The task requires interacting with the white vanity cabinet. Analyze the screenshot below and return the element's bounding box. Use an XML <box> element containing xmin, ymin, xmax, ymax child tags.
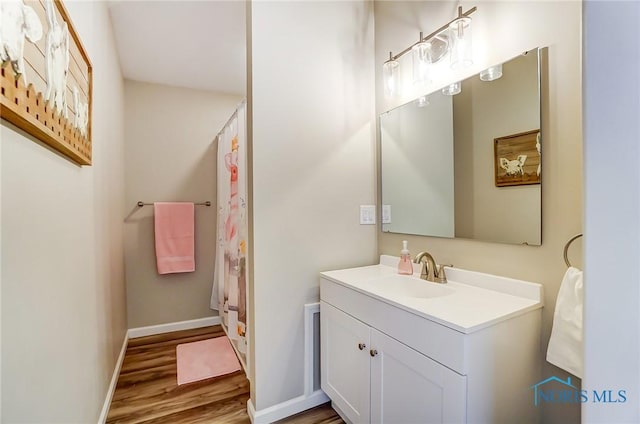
<box><xmin>322</xmin><ymin>301</ymin><xmax>466</xmax><ymax>424</ymax></box>
<box><xmin>321</xmin><ymin>301</ymin><xmax>372</xmax><ymax>423</ymax></box>
<box><xmin>320</xmin><ymin>257</ymin><xmax>543</xmax><ymax>424</ymax></box>
<box><xmin>369</xmin><ymin>327</ymin><xmax>466</xmax><ymax>423</ymax></box>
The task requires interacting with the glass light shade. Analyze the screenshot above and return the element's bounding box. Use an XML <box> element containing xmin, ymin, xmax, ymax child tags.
<box><xmin>480</xmin><ymin>64</ymin><xmax>503</xmax><ymax>81</ymax></box>
<box><xmin>412</xmin><ymin>42</ymin><xmax>431</xmax><ymax>85</ymax></box>
<box><xmin>383</xmin><ymin>59</ymin><xmax>400</xmax><ymax>98</ymax></box>
<box><xmin>416</xmin><ymin>95</ymin><xmax>429</xmax><ymax>107</ymax></box>
<box><xmin>449</xmin><ymin>16</ymin><xmax>472</xmax><ymax>70</ymax></box>
<box><xmin>427</xmin><ymin>34</ymin><xmax>449</xmax><ymax>64</ymax></box>
<box><xmin>442</xmin><ymin>81</ymin><xmax>461</xmax><ymax>96</ymax></box>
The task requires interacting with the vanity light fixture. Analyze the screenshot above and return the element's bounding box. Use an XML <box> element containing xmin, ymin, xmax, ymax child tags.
<box><xmin>382</xmin><ymin>6</ymin><xmax>476</xmax><ymax>98</ymax></box>
<box><xmin>412</xmin><ymin>33</ymin><xmax>431</xmax><ymax>85</ymax></box>
<box><xmin>449</xmin><ymin>6</ymin><xmax>473</xmax><ymax>70</ymax></box>
<box><xmin>442</xmin><ymin>81</ymin><xmax>461</xmax><ymax>96</ymax></box>
<box><xmin>479</xmin><ymin>64</ymin><xmax>503</xmax><ymax>81</ymax></box>
<box><xmin>383</xmin><ymin>52</ymin><xmax>400</xmax><ymax>99</ymax></box>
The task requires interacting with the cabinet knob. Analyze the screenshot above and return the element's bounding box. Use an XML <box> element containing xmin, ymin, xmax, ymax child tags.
<box><xmin>358</xmin><ymin>343</ymin><xmax>366</xmax><ymax>350</ymax></box>
<box><xmin>370</xmin><ymin>349</ymin><xmax>378</xmax><ymax>357</ymax></box>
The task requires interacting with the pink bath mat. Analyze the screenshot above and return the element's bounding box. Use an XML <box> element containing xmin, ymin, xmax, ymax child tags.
<box><xmin>176</xmin><ymin>336</ymin><xmax>241</xmax><ymax>385</ymax></box>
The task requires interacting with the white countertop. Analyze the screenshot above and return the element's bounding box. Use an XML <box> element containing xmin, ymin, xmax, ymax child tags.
<box><xmin>320</xmin><ymin>255</ymin><xmax>543</xmax><ymax>334</ymax></box>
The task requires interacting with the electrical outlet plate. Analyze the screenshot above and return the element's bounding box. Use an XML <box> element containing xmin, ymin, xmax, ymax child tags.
<box><xmin>360</xmin><ymin>205</ymin><xmax>376</xmax><ymax>225</ymax></box>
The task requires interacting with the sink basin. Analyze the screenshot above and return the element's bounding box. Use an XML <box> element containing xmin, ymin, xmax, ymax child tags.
<box><xmin>320</xmin><ymin>255</ymin><xmax>544</xmax><ymax>333</ymax></box>
<box><xmin>364</xmin><ymin>275</ymin><xmax>455</xmax><ymax>299</ymax></box>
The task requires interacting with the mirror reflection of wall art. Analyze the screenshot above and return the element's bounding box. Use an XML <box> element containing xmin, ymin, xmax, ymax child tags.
<box><xmin>494</xmin><ymin>130</ymin><xmax>541</xmax><ymax>187</ymax></box>
<box><xmin>0</xmin><ymin>0</ymin><xmax>92</xmax><ymax>166</ymax></box>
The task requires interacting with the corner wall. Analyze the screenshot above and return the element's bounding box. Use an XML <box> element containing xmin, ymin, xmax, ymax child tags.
<box><xmin>375</xmin><ymin>2</ymin><xmax>582</xmax><ymax>423</ymax></box>
<box><xmin>1</xmin><ymin>2</ymin><xmax>127</xmax><ymax>421</ymax></box>
<box><xmin>249</xmin><ymin>0</ymin><xmax>377</xmax><ymax>411</ymax></box>
<box><xmin>583</xmin><ymin>1</ymin><xmax>640</xmax><ymax>421</ymax></box>
<box><xmin>123</xmin><ymin>80</ymin><xmax>242</xmax><ymax>328</ymax></box>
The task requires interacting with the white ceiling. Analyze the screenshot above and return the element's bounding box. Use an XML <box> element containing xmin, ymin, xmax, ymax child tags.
<box><xmin>108</xmin><ymin>1</ymin><xmax>246</xmax><ymax>95</ymax></box>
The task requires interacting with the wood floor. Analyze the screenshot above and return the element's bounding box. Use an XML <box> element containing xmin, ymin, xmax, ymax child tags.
<box><xmin>107</xmin><ymin>325</ymin><xmax>343</xmax><ymax>424</ymax></box>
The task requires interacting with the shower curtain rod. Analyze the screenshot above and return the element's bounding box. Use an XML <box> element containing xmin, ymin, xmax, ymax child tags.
<box><xmin>137</xmin><ymin>201</ymin><xmax>211</xmax><ymax>207</ymax></box>
<box><xmin>215</xmin><ymin>98</ymin><xmax>247</xmax><ymax>139</ymax></box>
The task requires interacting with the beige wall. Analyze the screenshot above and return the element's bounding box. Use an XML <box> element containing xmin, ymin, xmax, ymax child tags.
<box><xmin>1</xmin><ymin>1</ymin><xmax>127</xmax><ymax>421</ymax></box>
<box><xmin>123</xmin><ymin>80</ymin><xmax>242</xmax><ymax>328</ymax></box>
<box><xmin>249</xmin><ymin>0</ymin><xmax>377</xmax><ymax>411</ymax></box>
<box><xmin>375</xmin><ymin>2</ymin><xmax>582</xmax><ymax>423</ymax></box>
<box><xmin>454</xmin><ymin>51</ymin><xmax>541</xmax><ymax>244</ymax></box>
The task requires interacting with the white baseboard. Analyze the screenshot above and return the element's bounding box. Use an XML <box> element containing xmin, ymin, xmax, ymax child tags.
<box><xmin>98</xmin><ymin>316</ymin><xmax>223</xmax><ymax>422</ymax></box>
<box><xmin>247</xmin><ymin>399</ymin><xmax>257</xmax><ymax>423</ymax></box>
<box><xmin>98</xmin><ymin>332</ymin><xmax>129</xmax><ymax>424</ymax></box>
<box><xmin>247</xmin><ymin>390</ymin><xmax>330</xmax><ymax>424</ymax></box>
<box><xmin>127</xmin><ymin>315</ymin><xmax>221</xmax><ymax>339</ymax></box>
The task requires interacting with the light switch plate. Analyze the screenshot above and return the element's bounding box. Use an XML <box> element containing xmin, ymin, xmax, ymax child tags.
<box><xmin>382</xmin><ymin>205</ymin><xmax>392</xmax><ymax>224</ymax></box>
<box><xmin>360</xmin><ymin>205</ymin><xmax>376</xmax><ymax>225</ymax></box>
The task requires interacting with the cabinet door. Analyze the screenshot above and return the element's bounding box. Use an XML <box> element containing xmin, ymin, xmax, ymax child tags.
<box><xmin>321</xmin><ymin>301</ymin><xmax>371</xmax><ymax>424</ymax></box>
<box><xmin>370</xmin><ymin>329</ymin><xmax>467</xmax><ymax>424</ymax></box>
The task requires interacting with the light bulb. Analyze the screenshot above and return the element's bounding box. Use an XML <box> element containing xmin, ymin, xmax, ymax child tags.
<box><xmin>412</xmin><ymin>42</ymin><xmax>431</xmax><ymax>85</ymax></box>
<box><xmin>449</xmin><ymin>16</ymin><xmax>472</xmax><ymax>70</ymax></box>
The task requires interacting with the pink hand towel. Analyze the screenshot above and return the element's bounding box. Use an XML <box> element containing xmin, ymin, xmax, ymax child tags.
<box><xmin>154</xmin><ymin>202</ymin><xmax>195</xmax><ymax>274</ymax></box>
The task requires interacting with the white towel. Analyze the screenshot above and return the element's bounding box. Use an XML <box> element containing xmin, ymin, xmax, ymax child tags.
<box><xmin>547</xmin><ymin>267</ymin><xmax>584</xmax><ymax>378</ymax></box>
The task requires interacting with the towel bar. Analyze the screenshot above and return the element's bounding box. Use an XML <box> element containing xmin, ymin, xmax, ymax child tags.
<box><xmin>137</xmin><ymin>201</ymin><xmax>211</xmax><ymax>207</ymax></box>
<box><xmin>563</xmin><ymin>233</ymin><xmax>583</xmax><ymax>267</ymax></box>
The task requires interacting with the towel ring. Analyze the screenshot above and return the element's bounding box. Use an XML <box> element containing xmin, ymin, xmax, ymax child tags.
<box><xmin>563</xmin><ymin>233</ymin><xmax>583</xmax><ymax>267</ymax></box>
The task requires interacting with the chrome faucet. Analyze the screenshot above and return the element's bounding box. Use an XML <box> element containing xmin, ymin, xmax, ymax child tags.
<box><xmin>413</xmin><ymin>251</ymin><xmax>452</xmax><ymax>283</ymax></box>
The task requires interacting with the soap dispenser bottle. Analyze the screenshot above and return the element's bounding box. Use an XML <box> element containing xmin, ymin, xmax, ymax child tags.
<box><xmin>397</xmin><ymin>240</ymin><xmax>413</xmax><ymax>275</ymax></box>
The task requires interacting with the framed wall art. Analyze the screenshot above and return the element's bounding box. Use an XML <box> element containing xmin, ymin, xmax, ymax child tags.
<box><xmin>494</xmin><ymin>129</ymin><xmax>541</xmax><ymax>187</ymax></box>
<box><xmin>1</xmin><ymin>0</ymin><xmax>93</xmax><ymax>165</ymax></box>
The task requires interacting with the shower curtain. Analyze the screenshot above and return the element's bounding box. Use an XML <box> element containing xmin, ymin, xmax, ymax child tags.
<box><xmin>211</xmin><ymin>100</ymin><xmax>247</xmax><ymax>356</ymax></box>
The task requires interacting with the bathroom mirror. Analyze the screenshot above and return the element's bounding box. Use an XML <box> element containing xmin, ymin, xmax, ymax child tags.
<box><xmin>380</xmin><ymin>48</ymin><xmax>542</xmax><ymax>245</ymax></box>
